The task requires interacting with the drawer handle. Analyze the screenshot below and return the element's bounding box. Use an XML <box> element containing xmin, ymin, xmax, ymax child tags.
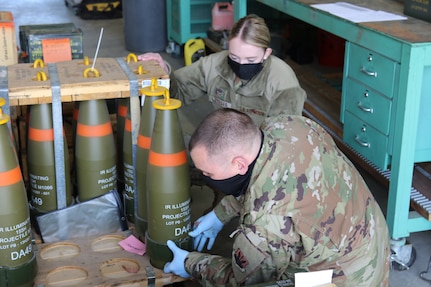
<box><xmin>357</xmin><ymin>102</ymin><xmax>374</xmax><ymax>113</ymax></box>
<box><xmin>355</xmin><ymin>135</ymin><xmax>371</xmax><ymax>148</ymax></box>
<box><xmin>360</xmin><ymin>67</ymin><xmax>377</xmax><ymax>77</ymax></box>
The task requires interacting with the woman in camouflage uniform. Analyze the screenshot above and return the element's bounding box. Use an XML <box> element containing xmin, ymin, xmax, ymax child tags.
<box><xmin>164</xmin><ymin>108</ymin><xmax>390</xmax><ymax>286</ymax></box>
<box><xmin>138</xmin><ymin>14</ymin><xmax>306</xmax><ymax>126</ymax></box>
<box><xmin>140</xmin><ymin>14</ymin><xmax>307</xmax><ymax>196</ymax></box>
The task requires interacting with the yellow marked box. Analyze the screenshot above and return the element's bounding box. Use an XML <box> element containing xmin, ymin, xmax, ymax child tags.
<box><xmin>0</xmin><ymin>11</ymin><xmax>18</xmax><ymax>66</ymax></box>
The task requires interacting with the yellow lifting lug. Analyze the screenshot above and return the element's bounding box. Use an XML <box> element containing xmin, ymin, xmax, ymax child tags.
<box><xmin>83</xmin><ymin>67</ymin><xmax>101</xmax><ymax>78</ymax></box>
<box><xmin>36</xmin><ymin>71</ymin><xmax>48</xmax><ymax>81</ymax></box>
<box><xmin>33</xmin><ymin>59</ymin><xmax>45</xmax><ymax>68</ymax></box>
<box><xmin>136</xmin><ymin>64</ymin><xmax>149</xmax><ymax>75</ymax></box>
<box><xmin>126</xmin><ymin>53</ymin><xmax>138</xmax><ymax>63</ymax></box>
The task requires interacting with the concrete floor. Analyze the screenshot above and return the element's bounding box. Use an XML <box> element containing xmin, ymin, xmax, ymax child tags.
<box><xmin>4</xmin><ymin>0</ymin><xmax>431</xmax><ymax>286</ymax></box>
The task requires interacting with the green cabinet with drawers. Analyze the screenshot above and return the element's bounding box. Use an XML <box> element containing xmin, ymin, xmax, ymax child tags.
<box><xmin>256</xmin><ymin>0</ymin><xmax>431</xmax><ymax>243</ymax></box>
<box><xmin>341</xmin><ymin>42</ymin><xmax>398</xmax><ymax>170</ymax></box>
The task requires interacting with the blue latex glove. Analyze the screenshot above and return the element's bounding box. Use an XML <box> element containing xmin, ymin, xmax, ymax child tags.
<box><xmin>188</xmin><ymin>210</ymin><xmax>224</xmax><ymax>251</ymax></box>
<box><xmin>163</xmin><ymin>240</ymin><xmax>191</xmax><ymax>278</ymax></box>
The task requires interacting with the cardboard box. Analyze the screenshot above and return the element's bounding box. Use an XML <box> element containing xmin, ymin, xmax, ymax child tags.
<box><xmin>19</xmin><ymin>23</ymin><xmax>83</xmax><ymax>63</ymax></box>
<box><xmin>0</xmin><ymin>11</ymin><xmax>18</xmax><ymax>66</ymax></box>
<box><xmin>404</xmin><ymin>0</ymin><xmax>431</xmax><ymax>23</ymax></box>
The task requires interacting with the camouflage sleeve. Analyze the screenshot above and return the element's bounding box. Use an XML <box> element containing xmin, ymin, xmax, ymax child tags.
<box><xmin>185</xmin><ymin>252</ymin><xmax>237</xmax><ymax>286</ymax></box>
<box><xmin>185</xmin><ymin>226</ymin><xmax>293</xmax><ymax>286</ymax></box>
<box><xmin>213</xmin><ymin>195</ymin><xmax>242</xmax><ymax>224</ymax></box>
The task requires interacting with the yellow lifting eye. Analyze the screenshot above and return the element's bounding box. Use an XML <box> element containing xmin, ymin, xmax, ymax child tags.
<box><xmin>126</xmin><ymin>53</ymin><xmax>137</xmax><ymax>63</ymax></box>
<box><xmin>36</xmin><ymin>71</ymin><xmax>48</xmax><ymax>81</ymax></box>
<box><xmin>136</xmin><ymin>64</ymin><xmax>149</xmax><ymax>75</ymax></box>
<box><xmin>33</xmin><ymin>59</ymin><xmax>45</xmax><ymax>68</ymax></box>
<box><xmin>152</xmin><ymin>89</ymin><xmax>182</xmax><ymax>110</ymax></box>
<box><xmin>0</xmin><ymin>107</ymin><xmax>10</xmax><ymax>125</ymax></box>
<box><xmin>83</xmin><ymin>56</ymin><xmax>91</xmax><ymax>66</ymax></box>
<box><xmin>140</xmin><ymin>77</ymin><xmax>167</xmax><ymax>96</ymax></box>
<box><xmin>83</xmin><ymin>67</ymin><xmax>101</xmax><ymax>78</ymax></box>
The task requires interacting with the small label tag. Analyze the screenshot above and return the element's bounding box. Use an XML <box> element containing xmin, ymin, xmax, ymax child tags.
<box><xmin>141</xmin><ymin>79</ymin><xmax>170</xmax><ymax>90</ymax></box>
<box><xmin>42</xmin><ymin>38</ymin><xmax>72</xmax><ymax>63</ymax></box>
<box><xmin>119</xmin><ymin>234</ymin><xmax>146</xmax><ymax>255</ymax></box>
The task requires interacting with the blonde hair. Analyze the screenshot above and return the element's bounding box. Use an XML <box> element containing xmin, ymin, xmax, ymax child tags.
<box><xmin>228</xmin><ymin>14</ymin><xmax>271</xmax><ymax>49</ymax></box>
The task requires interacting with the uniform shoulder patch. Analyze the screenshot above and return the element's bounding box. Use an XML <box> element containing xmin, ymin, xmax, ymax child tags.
<box><xmin>234</xmin><ymin>248</ymin><xmax>249</xmax><ymax>270</ymax></box>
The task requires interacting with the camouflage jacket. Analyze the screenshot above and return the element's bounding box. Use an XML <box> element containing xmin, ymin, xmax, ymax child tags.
<box><xmin>185</xmin><ymin>115</ymin><xmax>390</xmax><ymax>287</ymax></box>
<box><xmin>170</xmin><ymin>51</ymin><xmax>306</xmax><ymax>125</ymax></box>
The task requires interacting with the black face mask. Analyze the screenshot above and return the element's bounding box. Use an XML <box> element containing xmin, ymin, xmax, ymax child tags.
<box><xmin>202</xmin><ymin>131</ymin><xmax>264</xmax><ymax>197</ymax></box>
<box><xmin>227</xmin><ymin>56</ymin><xmax>264</xmax><ymax>80</ymax></box>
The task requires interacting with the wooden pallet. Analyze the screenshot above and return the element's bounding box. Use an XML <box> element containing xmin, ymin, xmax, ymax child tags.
<box><xmin>5</xmin><ymin>56</ymin><xmax>169</xmax><ymax>184</ymax></box>
<box><xmin>7</xmin><ymin>57</ymin><xmax>168</xmax><ymax>106</ymax></box>
<box><xmin>34</xmin><ymin>231</ymin><xmax>188</xmax><ymax>287</ymax></box>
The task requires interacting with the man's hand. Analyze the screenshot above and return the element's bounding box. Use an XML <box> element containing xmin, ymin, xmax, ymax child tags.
<box><xmin>189</xmin><ymin>210</ymin><xmax>224</xmax><ymax>251</ymax></box>
<box><xmin>163</xmin><ymin>240</ymin><xmax>190</xmax><ymax>278</ymax></box>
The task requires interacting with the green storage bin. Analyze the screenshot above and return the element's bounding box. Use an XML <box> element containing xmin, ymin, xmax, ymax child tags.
<box><xmin>19</xmin><ymin>23</ymin><xmax>83</xmax><ymax>63</ymax></box>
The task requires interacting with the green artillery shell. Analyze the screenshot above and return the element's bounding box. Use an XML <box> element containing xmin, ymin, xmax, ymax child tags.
<box><xmin>27</xmin><ymin>103</ymin><xmax>73</xmax><ymax>213</ymax></box>
<box><xmin>0</xmin><ymin>108</ymin><xmax>37</xmax><ymax>287</ymax></box>
<box><xmin>75</xmin><ymin>99</ymin><xmax>117</xmax><ymax>202</ymax></box>
<box><xmin>145</xmin><ymin>93</ymin><xmax>192</xmax><ymax>269</ymax></box>
<box><xmin>135</xmin><ymin>79</ymin><xmax>165</xmax><ymax>240</ymax></box>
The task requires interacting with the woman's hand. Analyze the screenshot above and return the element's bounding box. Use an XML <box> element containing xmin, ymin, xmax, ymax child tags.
<box><xmin>137</xmin><ymin>52</ymin><xmax>170</xmax><ymax>74</ymax></box>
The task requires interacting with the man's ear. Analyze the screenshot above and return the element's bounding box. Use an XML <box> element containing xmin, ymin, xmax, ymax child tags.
<box><xmin>233</xmin><ymin>156</ymin><xmax>249</xmax><ymax>175</ymax></box>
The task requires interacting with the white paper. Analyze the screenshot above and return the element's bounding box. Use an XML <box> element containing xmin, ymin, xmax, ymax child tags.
<box><xmin>311</xmin><ymin>2</ymin><xmax>407</xmax><ymax>23</ymax></box>
<box><xmin>141</xmin><ymin>78</ymin><xmax>170</xmax><ymax>106</ymax></box>
<box><xmin>294</xmin><ymin>269</ymin><xmax>333</xmax><ymax>287</ymax></box>
<box><xmin>141</xmin><ymin>78</ymin><xmax>170</xmax><ymax>89</ymax></box>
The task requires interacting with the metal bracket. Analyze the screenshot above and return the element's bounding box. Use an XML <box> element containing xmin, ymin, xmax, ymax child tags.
<box><xmin>48</xmin><ymin>63</ymin><xmax>67</xmax><ymax>210</ymax></box>
<box><xmin>0</xmin><ymin>66</ymin><xmax>11</xmax><ymax>132</ymax></box>
<box><xmin>116</xmin><ymin>57</ymin><xmax>140</xmax><ymax>211</ymax></box>
<box><xmin>146</xmin><ymin>266</ymin><xmax>156</xmax><ymax>287</ymax></box>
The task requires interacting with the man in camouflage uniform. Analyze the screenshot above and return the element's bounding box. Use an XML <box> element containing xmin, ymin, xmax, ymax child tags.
<box><xmin>164</xmin><ymin>108</ymin><xmax>390</xmax><ymax>286</ymax></box>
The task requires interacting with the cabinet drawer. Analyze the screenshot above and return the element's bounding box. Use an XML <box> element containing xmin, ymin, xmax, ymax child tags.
<box><xmin>346</xmin><ymin>43</ymin><xmax>399</xmax><ymax>98</ymax></box>
<box><xmin>344</xmin><ymin>79</ymin><xmax>392</xmax><ymax>135</ymax></box>
<box><xmin>343</xmin><ymin>112</ymin><xmax>390</xmax><ymax>170</ymax></box>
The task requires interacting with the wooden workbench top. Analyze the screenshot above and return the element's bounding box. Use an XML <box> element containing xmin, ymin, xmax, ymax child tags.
<box><xmin>266</xmin><ymin>0</ymin><xmax>431</xmax><ymax>43</ymax></box>
<box><xmin>6</xmin><ymin>57</ymin><xmax>168</xmax><ymax>106</ymax></box>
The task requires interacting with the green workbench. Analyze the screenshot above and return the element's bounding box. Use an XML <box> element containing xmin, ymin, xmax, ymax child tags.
<box><xmin>255</xmin><ymin>0</ymin><xmax>431</xmax><ymax>266</ymax></box>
